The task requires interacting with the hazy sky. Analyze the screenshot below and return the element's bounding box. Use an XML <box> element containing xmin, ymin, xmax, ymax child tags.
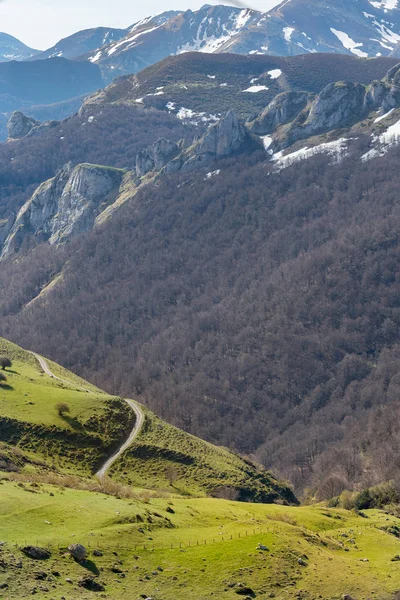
<box><xmin>0</xmin><ymin>0</ymin><xmax>280</xmax><ymax>49</ymax></box>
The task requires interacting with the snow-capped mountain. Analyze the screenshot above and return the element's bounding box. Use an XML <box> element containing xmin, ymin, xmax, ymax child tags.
<box><xmin>31</xmin><ymin>27</ymin><xmax>129</xmax><ymax>61</ymax></box>
<box><xmin>0</xmin><ymin>32</ymin><xmax>38</xmax><ymax>62</ymax></box>
<box><xmin>82</xmin><ymin>1</ymin><xmax>400</xmax><ymax>81</ymax></box>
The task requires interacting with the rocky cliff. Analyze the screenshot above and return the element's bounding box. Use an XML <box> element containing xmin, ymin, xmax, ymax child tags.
<box><xmin>1</xmin><ymin>163</ymin><xmax>125</xmax><ymax>259</ymax></box>
<box><xmin>7</xmin><ymin>112</ymin><xmax>40</xmax><ymax>139</ymax></box>
<box><xmin>135</xmin><ymin>111</ymin><xmax>260</xmax><ymax>179</ymax></box>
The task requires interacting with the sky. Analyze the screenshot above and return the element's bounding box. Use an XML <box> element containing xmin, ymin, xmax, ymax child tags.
<box><xmin>0</xmin><ymin>0</ymin><xmax>280</xmax><ymax>49</ymax></box>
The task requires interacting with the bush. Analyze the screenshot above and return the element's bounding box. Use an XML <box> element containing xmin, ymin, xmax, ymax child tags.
<box><xmin>0</xmin><ymin>357</ymin><xmax>11</xmax><ymax>370</ymax></box>
<box><xmin>355</xmin><ymin>488</ymin><xmax>373</xmax><ymax>510</ymax></box>
<box><xmin>56</xmin><ymin>402</ymin><xmax>70</xmax><ymax>417</ymax></box>
<box><xmin>0</xmin><ymin>372</ymin><xmax>6</xmax><ymax>384</ymax></box>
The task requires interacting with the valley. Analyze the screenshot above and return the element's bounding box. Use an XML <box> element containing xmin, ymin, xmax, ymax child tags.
<box><xmin>1</xmin><ymin>2</ymin><xmax>400</xmax><ymax>598</ymax></box>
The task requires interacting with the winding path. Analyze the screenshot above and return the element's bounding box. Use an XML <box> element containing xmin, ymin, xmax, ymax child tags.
<box><xmin>30</xmin><ymin>351</ymin><xmax>144</xmax><ymax>479</ymax></box>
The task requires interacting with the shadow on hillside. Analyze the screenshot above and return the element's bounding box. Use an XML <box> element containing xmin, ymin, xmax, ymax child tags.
<box><xmin>0</xmin><ymin>384</ymin><xmax>13</xmax><ymax>391</ymax></box>
<box><xmin>79</xmin><ymin>559</ymin><xmax>100</xmax><ymax>576</ymax></box>
<box><xmin>3</xmin><ymin>369</ymin><xmax>18</xmax><ymax>375</ymax></box>
<box><xmin>61</xmin><ymin>415</ymin><xmax>83</xmax><ymax>430</ymax></box>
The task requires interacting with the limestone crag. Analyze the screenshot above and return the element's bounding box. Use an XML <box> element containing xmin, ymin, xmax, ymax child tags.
<box><xmin>7</xmin><ymin>111</ymin><xmax>40</xmax><ymax>139</ymax></box>
<box><xmin>134</xmin><ymin>111</ymin><xmax>258</xmax><ymax>177</ymax></box>
<box><xmin>136</xmin><ymin>138</ymin><xmax>180</xmax><ymax>178</ymax></box>
<box><xmin>1</xmin><ymin>163</ymin><xmax>125</xmax><ymax>259</ymax></box>
<box><xmin>248</xmin><ymin>91</ymin><xmax>314</xmax><ymax>136</ymax></box>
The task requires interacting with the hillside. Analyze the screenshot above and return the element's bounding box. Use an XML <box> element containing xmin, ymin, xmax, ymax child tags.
<box><xmin>85</xmin><ymin>52</ymin><xmax>400</xmax><ymax>120</ymax></box>
<box><xmin>0</xmin><ymin>482</ymin><xmax>399</xmax><ymax>599</ymax></box>
<box><xmin>0</xmin><ymin>57</ymin><xmax>103</xmax><ymax>111</ymax></box>
<box><xmin>0</xmin><ymin>337</ymin><xmax>295</xmax><ymax>503</ymax></box>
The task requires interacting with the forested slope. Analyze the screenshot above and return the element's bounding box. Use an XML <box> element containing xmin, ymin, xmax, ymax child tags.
<box><xmin>2</xmin><ymin>137</ymin><xmax>400</xmax><ymax>493</ymax></box>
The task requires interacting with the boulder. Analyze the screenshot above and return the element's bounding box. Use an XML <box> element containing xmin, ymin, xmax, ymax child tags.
<box><xmin>21</xmin><ymin>546</ymin><xmax>51</xmax><ymax>560</ymax></box>
<box><xmin>78</xmin><ymin>575</ymin><xmax>105</xmax><ymax>592</ymax></box>
<box><xmin>68</xmin><ymin>543</ymin><xmax>87</xmax><ymax>562</ymax></box>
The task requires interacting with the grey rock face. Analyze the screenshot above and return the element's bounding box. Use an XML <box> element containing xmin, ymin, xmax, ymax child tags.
<box><xmin>136</xmin><ymin>138</ymin><xmax>179</xmax><ymax>177</ymax></box>
<box><xmin>7</xmin><ymin>111</ymin><xmax>40</xmax><ymax>139</ymax></box>
<box><xmin>1</xmin><ymin>163</ymin><xmax>124</xmax><ymax>259</ymax></box>
<box><xmin>196</xmin><ymin>110</ymin><xmax>248</xmax><ymax>158</ymax></box>
<box><xmin>306</xmin><ymin>82</ymin><xmax>365</xmax><ymax>132</ymax></box>
<box><xmin>248</xmin><ymin>91</ymin><xmax>313</xmax><ymax>135</ymax></box>
<box><xmin>274</xmin><ymin>82</ymin><xmax>369</xmax><ymax>150</ymax></box>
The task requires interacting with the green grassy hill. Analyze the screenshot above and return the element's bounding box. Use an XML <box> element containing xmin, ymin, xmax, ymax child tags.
<box><xmin>0</xmin><ymin>337</ymin><xmax>295</xmax><ymax>503</ymax></box>
<box><xmin>0</xmin><ymin>479</ymin><xmax>399</xmax><ymax>599</ymax></box>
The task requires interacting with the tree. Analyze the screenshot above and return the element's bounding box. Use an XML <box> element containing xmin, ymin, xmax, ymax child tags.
<box><xmin>0</xmin><ymin>356</ymin><xmax>11</xmax><ymax>370</ymax></box>
<box><xmin>56</xmin><ymin>402</ymin><xmax>70</xmax><ymax>417</ymax></box>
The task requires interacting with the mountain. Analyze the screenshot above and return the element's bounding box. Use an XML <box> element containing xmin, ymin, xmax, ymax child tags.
<box><xmin>32</xmin><ymin>26</ymin><xmax>128</xmax><ymax>61</ymax></box>
<box><xmin>87</xmin><ymin>51</ymin><xmax>400</xmax><ymax>121</ymax></box>
<box><xmin>0</xmin><ymin>32</ymin><xmax>38</xmax><ymax>62</ymax></box>
<box><xmin>0</xmin><ymin>57</ymin><xmax>103</xmax><ymax>113</ymax></box>
<box><xmin>82</xmin><ymin>2</ymin><xmax>400</xmax><ymax>81</ymax></box>
<box><xmin>3</xmin><ymin>51</ymin><xmax>400</xmax><ymax>497</ymax></box>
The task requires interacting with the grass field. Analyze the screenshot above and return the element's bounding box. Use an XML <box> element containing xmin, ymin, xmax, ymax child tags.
<box><xmin>0</xmin><ymin>479</ymin><xmax>399</xmax><ymax>599</ymax></box>
<box><xmin>1</xmin><ymin>337</ymin><xmax>399</xmax><ymax>599</ymax></box>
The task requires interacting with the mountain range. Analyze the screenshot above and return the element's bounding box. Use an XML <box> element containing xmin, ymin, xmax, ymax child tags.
<box><xmin>2</xmin><ymin>1</ymin><xmax>400</xmax><ymax>139</ymax></box>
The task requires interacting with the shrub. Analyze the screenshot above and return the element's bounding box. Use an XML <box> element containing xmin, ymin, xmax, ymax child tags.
<box><xmin>0</xmin><ymin>372</ymin><xmax>7</xmax><ymax>384</ymax></box>
<box><xmin>354</xmin><ymin>488</ymin><xmax>373</xmax><ymax>510</ymax></box>
<box><xmin>0</xmin><ymin>357</ymin><xmax>11</xmax><ymax>370</ymax></box>
<box><xmin>56</xmin><ymin>402</ymin><xmax>70</xmax><ymax>417</ymax></box>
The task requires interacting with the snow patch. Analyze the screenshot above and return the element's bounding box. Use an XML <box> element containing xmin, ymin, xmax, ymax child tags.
<box><xmin>268</xmin><ymin>69</ymin><xmax>282</xmax><ymax>79</ymax></box>
<box><xmin>330</xmin><ymin>28</ymin><xmax>368</xmax><ymax>57</ymax></box>
<box><xmin>362</xmin><ymin>117</ymin><xmax>400</xmax><ymax>160</ymax></box>
<box><xmin>370</xmin><ymin>0</ymin><xmax>398</xmax><ymax>9</ymax></box>
<box><xmin>205</xmin><ymin>169</ymin><xmax>221</xmax><ymax>179</ymax></box>
<box><xmin>177</xmin><ymin>107</ymin><xmax>220</xmax><ymax>125</ymax></box>
<box><xmin>374</xmin><ymin>108</ymin><xmax>394</xmax><ymax>122</ymax></box>
<box><xmin>273</xmin><ymin>138</ymin><xmax>349</xmax><ymax>170</ymax></box>
<box><xmin>243</xmin><ymin>85</ymin><xmax>269</xmax><ymax>93</ymax></box>
<box><xmin>283</xmin><ymin>27</ymin><xmax>295</xmax><ymax>42</ymax></box>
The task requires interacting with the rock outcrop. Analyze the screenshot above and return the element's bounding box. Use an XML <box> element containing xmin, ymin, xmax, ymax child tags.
<box><xmin>268</xmin><ymin>79</ymin><xmax>400</xmax><ymax>151</ymax></box>
<box><xmin>136</xmin><ymin>138</ymin><xmax>180</xmax><ymax>178</ymax></box>
<box><xmin>1</xmin><ymin>163</ymin><xmax>125</xmax><ymax>259</ymax></box>
<box><xmin>7</xmin><ymin>111</ymin><xmax>40</xmax><ymax>139</ymax></box>
<box><xmin>248</xmin><ymin>91</ymin><xmax>314</xmax><ymax>136</ymax></box>
<box><xmin>134</xmin><ymin>112</ymin><xmax>260</xmax><ymax>177</ymax></box>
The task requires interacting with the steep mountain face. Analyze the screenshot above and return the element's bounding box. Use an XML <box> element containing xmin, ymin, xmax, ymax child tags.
<box><xmin>32</xmin><ymin>27</ymin><xmax>128</xmax><ymax>61</ymax></box>
<box><xmin>80</xmin><ymin>2</ymin><xmax>400</xmax><ymax>81</ymax></box>
<box><xmin>0</xmin><ymin>32</ymin><xmax>37</xmax><ymax>62</ymax></box>
<box><xmin>1</xmin><ymin>163</ymin><xmax>125</xmax><ymax>258</ymax></box>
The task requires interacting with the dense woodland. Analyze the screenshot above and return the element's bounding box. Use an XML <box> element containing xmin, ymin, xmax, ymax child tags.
<box><xmin>2</xmin><ymin>134</ymin><xmax>400</xmax><ymax>495</ymax></box>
